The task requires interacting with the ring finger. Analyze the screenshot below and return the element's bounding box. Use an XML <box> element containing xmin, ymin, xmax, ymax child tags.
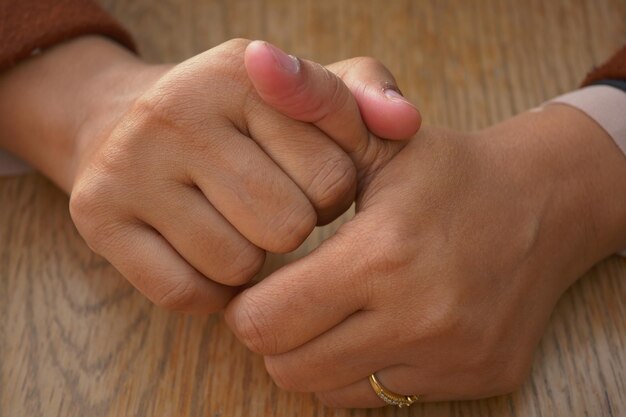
<box><xmin>315</xmin><ymin>362</ymin><xmax>493</xmax><ymax>408</ymax></box>
<box><xmin>135</xmin><ymin>181</ymin><xmax>265</xmax><ymax>286</ymax></box>
<box><xmin>314</xmin><ymin>365</ymin><xmax>420</xmax><ymax>408</ymax></box>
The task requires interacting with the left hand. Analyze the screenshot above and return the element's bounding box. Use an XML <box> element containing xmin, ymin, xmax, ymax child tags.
<box><xmin>0</xmin><ymin>37</ymin><xmax>420</xmax><ymax>314</ymax></box>
<box><xmin>225</xmin><ymin>104</ymin><xmax>626</xmax><ymax>407</ymax></box>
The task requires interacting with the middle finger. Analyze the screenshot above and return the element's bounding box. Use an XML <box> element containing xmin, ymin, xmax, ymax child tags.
<box><xmin>245</xmin><ymin>104</ymin><xmax>357</xmax><ymax>225</ymax></box>
<box><xmin>187</xmin><ymin>123</ymin><xmax>316</xmax><ymax>253</ymax></box>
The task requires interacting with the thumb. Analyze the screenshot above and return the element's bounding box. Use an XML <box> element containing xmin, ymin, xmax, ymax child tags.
<box><xmin>326</xmin><ymin>57</ymin><xmax>422</xmax><ymax>140</ymax></box>
<box><xmin>244</xmin><ymin>41</ymin><xmax>419</xmax><ymax>176</ymax></box>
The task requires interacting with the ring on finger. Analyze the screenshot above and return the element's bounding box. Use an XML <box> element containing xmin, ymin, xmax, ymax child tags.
<box><xmin>368</xmin><ymin>373</ymin><xmax>420</xmax><ymax>408</ymax></box>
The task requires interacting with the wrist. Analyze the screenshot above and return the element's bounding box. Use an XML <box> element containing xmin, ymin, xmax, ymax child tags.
<box><xmin>0</xmin><ymin>36</ymin><xmax>163</xmax><ymax>192</ymax></box>
<box><xmin>71</xmin><ymin>44</ymin><xmax>172</xmax><ymax>190</ymax></box>
<box><xmin>479</xmin><ymin>105</ymin><xmax>626</xmax><ymax>285</ymax></box>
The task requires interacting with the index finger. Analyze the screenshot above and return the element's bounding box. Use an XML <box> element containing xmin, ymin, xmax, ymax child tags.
<box><xmin>224</xmin><ymin>216</ymin><xmax>370</xmax><ymax>356</ymax></box>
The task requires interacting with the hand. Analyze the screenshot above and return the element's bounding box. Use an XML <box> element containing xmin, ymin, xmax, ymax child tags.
<box><xmin>0</xmin><ymin>37</ymin><xmax>420</xmax><ymax>313</ymax></box>
<box><xmin>226</xmin><ymin>104</ymin><xmax>626</xmax><ymax>406</ymax></box>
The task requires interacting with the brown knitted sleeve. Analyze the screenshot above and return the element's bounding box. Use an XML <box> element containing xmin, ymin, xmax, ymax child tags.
<box><xmin>0</xmin><ymin>0</ymin><xmax>136</xmax><ymax>72</ymax></box>
<box><xmin>582</xmin><ymin>44</ymin><xmax>626</xmax><ymax>86</ymax></box>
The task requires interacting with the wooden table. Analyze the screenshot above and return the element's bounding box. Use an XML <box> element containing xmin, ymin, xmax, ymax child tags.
<box><xmin>2</xmin><ymin>0</ymin><xmax>625</xmax><ymax>416</ymax></box>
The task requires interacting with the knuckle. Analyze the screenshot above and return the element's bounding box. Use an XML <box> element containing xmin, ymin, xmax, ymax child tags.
<box><xmin>418</xmin><ymin>300</ymin><xmax>463</xmax><ymax>341</ymax></box>
<box><xmin>210</xmin><ymin>38</ymin><xmax>251</xmax><ymax>78</ymax></box>
<box><xmin>153</xmin><ymin>278</ymin><xmax>196</xmax><ymax>311</ymax></box>
<box><xmin>334</xmin><ymin>55</ymin><xmax>380</xmax><ymax>68</ymax></box>
<box><xmin>230</xmin><ymin>294</ymin><xmax>278</xmax><ymax>354</ymax></box>
<box><xmin>220</xmin><ymin>38</ymin><xmax>252</xmax><ymax>53</ymax></box>
<box><xmin>131</xmin><ymin>90</ymin><xmax>188</xmax><ymax>134</ymax></box>
<box><xmin>362</xmin><ymin>225</ymin><xmax>415</xmax><ymax>276</ymax></box>
<box><xmin>336</xmin><ymin>56</ymin><xmax>394</xmax><ymax>85</ymax></box>
<box><xmin>220</xmin><ymin>243</ymin><xmax>266</xmax><ymax>286</ymax></box>
<box><xmin>69</xmin><ymin>183</ymin><xmax>97</xmax><ymax>232</ymax></box>
<box><xmin>264</xmin><ymin>200</ymin><xmax>316</xmax><ymax>252</ymax></box>
<box><xmin>130</xmin><ymin>75</ymin><xmax>211</xmax><ymax>139</ymax></box>
<box><xmin>69</xmin><ymin>179</ymin><xmax>117</xmax><ymax>255</ymax></box>
<box><xmin>308</xmin><ymin>154</ymin><xmax>356</xmax><ymax>211</ymax></box>
<box><xmin>265</xmin><ymin>356</ymin><xmax>302</xmax><ymax>392</ymax></box>
<box><xmin>353</xmin><ymin>56</ymin><xmax>386</xmax><ymax>71</ymax></box>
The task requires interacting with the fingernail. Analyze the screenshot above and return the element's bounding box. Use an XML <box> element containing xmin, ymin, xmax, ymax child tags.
<box><xmin>265</xmin><ymin>42</ymin><xmax>300</xmax><ymax>74</ymax></box>
<box><xmin>383</xmin><ymin>86</ymin><xmax>406</xmax><ymax>101</ymax></box>
<box><xmin>383</xmin><ymin>86</ymin><xmax>419</xmax><ymax>109</ymax></box>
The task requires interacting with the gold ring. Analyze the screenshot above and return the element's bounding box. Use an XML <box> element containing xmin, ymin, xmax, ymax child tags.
<box><xmin>368</xmin><ymin>373</ymin><xmax>420</xmax><ymax>408</ymax></box>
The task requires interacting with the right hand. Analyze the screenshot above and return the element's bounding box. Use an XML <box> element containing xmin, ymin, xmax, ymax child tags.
<box><xmin>64</xmin><ymin>38</ymin><xmax>420</xmax><ymax>313</ymax></box>
<box><xmin>225</xmin><ymin>104</ymin><xmax>626</xmax><ymax>406</ymax></box>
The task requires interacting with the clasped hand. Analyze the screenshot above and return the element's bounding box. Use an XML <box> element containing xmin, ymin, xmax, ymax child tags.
<box><xmin>12</xmin><ymin>36</ymin><xmax>624</xmax><ymax>408</ymax></box>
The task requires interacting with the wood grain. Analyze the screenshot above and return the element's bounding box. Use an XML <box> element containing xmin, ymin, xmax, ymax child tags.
<box><xmin>2</xmin><ymin>0</ymin><xmax>626</xmax><ymax>416</ymax></box>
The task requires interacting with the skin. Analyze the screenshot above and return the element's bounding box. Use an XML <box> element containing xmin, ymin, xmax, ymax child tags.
<box><xmin>226</xmin><ymin>88</ymin><xmax>626</xmax><ymax>405</ymax></box>
<box><xmin>0</xmin><ymin>36</ymin><xmax>420</xmax><ymax>313</ymax></box>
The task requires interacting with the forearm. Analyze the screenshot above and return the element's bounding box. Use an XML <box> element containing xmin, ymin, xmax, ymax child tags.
<box><xmin>0</xmin><ymin>36</ymin><xmax>156</xmax><ymax>192</ymax></box>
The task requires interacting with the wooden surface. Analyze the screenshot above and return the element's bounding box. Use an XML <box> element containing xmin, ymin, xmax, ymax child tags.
<box><xmin>2</xmin><ymin>0</ymin><xmax>626</xmax><ymax>416</ymax></box>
